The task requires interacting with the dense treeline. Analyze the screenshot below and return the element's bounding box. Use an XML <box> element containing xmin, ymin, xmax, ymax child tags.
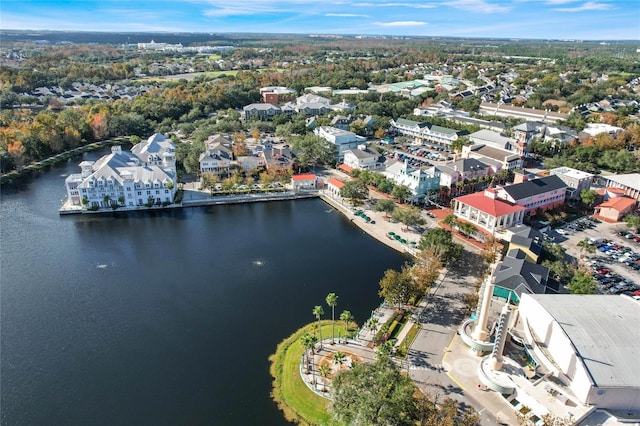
<box><xmin>1</xmin><ymin>37</ymin><xmax>639</xmax><ymax>175</ymax></box>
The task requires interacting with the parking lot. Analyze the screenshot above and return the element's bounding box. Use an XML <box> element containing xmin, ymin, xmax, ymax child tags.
<box><xmin>547</xmin><ymin>217</ymin><xmax>640</xmax><ymax>296</ymax></box>
<box><xmin>381</xmin><ymin>144</ymin><xmax>453</xmax><ymax>169</ymax></box>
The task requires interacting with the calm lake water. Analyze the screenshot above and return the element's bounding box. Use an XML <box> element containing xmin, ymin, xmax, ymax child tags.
<box><xmin>0</xmin><ymin>149</ymin><xmax>407</xmax><ymax>425</ymax></box>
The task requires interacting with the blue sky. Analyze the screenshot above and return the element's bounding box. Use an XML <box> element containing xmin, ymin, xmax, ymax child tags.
<box><xmin>1</xmin><ymin>0</ymin><xmax>638</xmax><ymax>40</ymax></box>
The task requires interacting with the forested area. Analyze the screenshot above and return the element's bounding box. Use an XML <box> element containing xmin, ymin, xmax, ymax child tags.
<box><xmin>1</xmin><ymin>35</ymin><xmax>639</xmax><ymax>175</ymax></box>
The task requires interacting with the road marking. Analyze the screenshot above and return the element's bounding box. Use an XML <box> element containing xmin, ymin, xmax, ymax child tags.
<box><xmin>446</xmin><ymin>371</ymin><xmax>466</xmax><ymax>391</ymax></box>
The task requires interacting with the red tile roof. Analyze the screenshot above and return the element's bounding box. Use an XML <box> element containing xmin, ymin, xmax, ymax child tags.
<box><xmin>598</xmin><ymin>196</ymin><xmax>636</xmax><ymax>211</ymax></box>
<box><xmin>292</xmin><ymin>173</ymin><xmax>317</xmax><ymax>181</ymax></box>
<box><xmin>337</xmin><ymin>163</ymin><xmax>353</xmax><ymax>173</ymax></box>
<box><xmin>456</xmin><ymin>192</ymin><xmax>524</xmax><ymax>217</ymax></box>
<box><xmin>327</xmin><ymin>177</ymin><xmax>345</xmax><ymax>188</ymax></box>
<box><xmin>605</xmin><ymin>187</ymin><xmax>626</xmax><ymax>195</ymax></box>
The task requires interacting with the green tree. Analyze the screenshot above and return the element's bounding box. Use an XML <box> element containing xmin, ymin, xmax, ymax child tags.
<box><xmin>580</xmin><ymin>189</ymin><xmax>598</xmax><ymax>207</ymax></box>
<box><xmin>340</xmin><ymin>180</ymin><xmax>369</xmax><ymax>204</ymax></box>
<box><xmin>340</xmin><ymin>310</ymin><xmax>354</xmax><ymax>341</ymax></box>
<box><xmin>326</xmin><ymin>293</ymin><xmax>338</xmax><ymax>344</ymax></box>
<box><xmin>372</xmin><ymin>198</ymin><xmax>396</xmax><ymax>218</ymax></box>
<box><xmin>418</xmin><ymin>228</ymin><xmax>463</xmax><ymax>265</ymax></box>
<box><xmin>577</xmin><ymin>238</ymin><xmax>596</xmax><ymax>259</ymax></box>
<box><xmin>330</xmin><ymin>351</ymin><xmax>418</xmax><ymax>426</ymax></box>
<box><xmin>567</xmin><ymin>269</ymin><xmax>597</xmax><ymax>294</ymax></box>
<box><xmin>378</xmin><ymin>267</ymin><xmax>417</xmax><ymax>307</ymax></box>
<box><xmin>457</xmin><ymin>221</ymin><xmax>477</xmax><ymax>237</ymax></box>
<box><xmin>313</xmin><ymin>305</ymin><xmax>325</xmax><ymax>350</ymax></box>
<box><xmin>391</xmin><ymin>206</ymin><xmax>425</xmax><ymax>231</ymax></box>
<box><xmin>410</xmin><ymin>247</ymin><xmax>442</xmax><ymax>297</ymax></box>
<box><xmin>318</xmin><ymin>364</ymin><xmax>331</xmax><ymax>392</ymax></box>
<box><xmin>623</xmin><ymin>214</ymin><xmax>640</xmax><ymax>230</ymax></box>
<box><xmin>333</xmin><ymin>351</ymin><xmax>347</xmax><ymax>369</ymax></box>
<box><xmin>443</xmin><ymin>213</ymin><xmax>458</xmax><ymax>228</ymax></box>
<box><xmin>391</xmin><ymin>184</ymin><xmax>411</xmax><ymax>203</ymax></box>
<box><xmin>290</xmin><ymin>133</ymin><xmax>335</xmax><ymax>169</ymax></box>
<box><xmin>301</xmin><ymin>331</ymin><xmax>319</xmax><ymax>357</ymax></box>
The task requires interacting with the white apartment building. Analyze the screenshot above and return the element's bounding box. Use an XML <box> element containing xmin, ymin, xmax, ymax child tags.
<box><xmin>313</xmin><ymin>126</ymin><xmax>365</xmax><ymax>161</ymax></box>
<box><xmin>65</xmin><ymin>134</ymin><xmax>177</xmax><ymax>209</ymax></box>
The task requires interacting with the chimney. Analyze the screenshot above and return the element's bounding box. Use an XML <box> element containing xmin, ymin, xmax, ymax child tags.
<box><xmin>513</xmin><ymin>171</ymin><xmax>528</xmax><ymax>184</ymax></box>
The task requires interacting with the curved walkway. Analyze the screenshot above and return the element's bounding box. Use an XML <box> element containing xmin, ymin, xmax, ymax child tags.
<box><xmin>299</xmin><ymin>338</ymin><xmax>377</xmax><ymax>398</ymax></box>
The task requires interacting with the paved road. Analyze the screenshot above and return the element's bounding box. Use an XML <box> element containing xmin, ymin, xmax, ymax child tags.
<box><xmin>407</xmin><ymin>250</ymin><xmax>516</xmax><ymax>425</ymax></box>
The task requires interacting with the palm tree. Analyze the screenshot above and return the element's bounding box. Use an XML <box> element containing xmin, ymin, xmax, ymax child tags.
<box><xmin>300</xmin><ymin>332</ymin><xmax>318</xmax><ymax>373</ymax></box>
<box><xmin>333</xmin><ymin>351</ymin><xmax>347</xmax><ymax>370</ymax></box>
<box><xmin>577</xmin><ymin>238</ymin><xmax>595</xmax><ymax>259</ymax></box>
<box><xmin>313</xmin><ymin>305</ymin><xmax>324</xmax><ymax>350</ymax></box>
<box><xmin>318</xmin><ymin>364</ymin><xmax>331</xmax><ymax>392</ymax></box>
<box><xmin>339</xmin><ymin>310</ymin><xmax>354</xmax><ymax>342</ymax></box>
<box><xmin>326</xmin><ymin>293</ymin><xmax>338</xmax><ymax>344</ymax></box>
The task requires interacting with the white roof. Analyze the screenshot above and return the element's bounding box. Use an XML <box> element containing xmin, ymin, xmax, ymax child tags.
<box><xmin>606</xmin><ymin>173</ymin><xmax>640</xmax><ymax>192</ymax></box>
<box><xmin>523</xmin><ymin>294</ymin><xmax>640</xmax><ymax>388</ymax></box>
<box><xmin>550</xmin><ymin>166</ymin><xmax>594</xmax><ymax>180</ymax></box>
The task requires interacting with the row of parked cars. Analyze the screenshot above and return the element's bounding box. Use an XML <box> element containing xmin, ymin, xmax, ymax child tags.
<box><xmin>555</xmin><ymin>217</ymin><xmax>600</xmax><ymax>235</ymax></box>
<box><xmin>587</xmin><ymin>258</ymin><xmax>639</xmax><ymax>296</ymax></box>
<box><xmin>587</xmin><ymin>236</ymin><xmax>640</xmax><ymax>296</ymax></box>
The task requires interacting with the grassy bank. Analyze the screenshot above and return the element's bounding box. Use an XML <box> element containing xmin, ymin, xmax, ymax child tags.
<box><xmin>269</xmin><ymin>321</ymin><xmax>355</xmax><ymax>426</ymax></box>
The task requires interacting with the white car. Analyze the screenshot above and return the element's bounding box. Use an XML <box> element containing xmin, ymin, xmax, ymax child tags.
<box><xmin>556</xmin><ymin>228</ymin><xmax>570</xmax><ymax>235</ymax></box>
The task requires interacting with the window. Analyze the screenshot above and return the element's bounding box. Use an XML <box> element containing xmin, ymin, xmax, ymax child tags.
<box><xmin>137</xmin><ymin>191</ymin><xmax>142</xmax><ymax>195</ymax></box>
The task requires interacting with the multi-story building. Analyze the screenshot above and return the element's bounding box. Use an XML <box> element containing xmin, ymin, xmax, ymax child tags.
<box><xmin>383</xmin><ymin>160</ymin><xmax>441</xmax><ymax>202</ymax></box>
<box><xmin>343</xmin><ymin>147</ymin><xmax>384</xmax><ymax>171</ymax></box>
<box><xmin>199</xmin><ymin>143</ymin><xmax>233</xmax><ymax>176</ymax></box>
<box><xmin>65</xmin><ymin>134</ymin><xmax>177</xmax><ymax>209</ymax></box>
<box><xmin>549</xmin><ymin>167</ymin><xmax>593</xmax><ymax>200</ymax></box>
<box><xmin>496</xmin><ymin>174</ymin><xmax>567</xmax><ymax>216</ymax></box>
<box><xmin>313</xmin><ymin>126</ymin><xmax>365</xmax><ymax>161</ymax></box>
<box><xmin>242</xmin><ymin>103</ymin><xmax>282</xmax><ymax>120</ymax></box>
<box><xmin>437</xmin><ymin>158</ymin><xmax>492</xmax><ymax>188</ymax></box>
<box><xmin>453</xmin><ymin>188</ymin><xmax>525</xmax><ymax>234</ymax></box>
<box><xmin>390</xmin><ymin>118</ymin><xmax>464</xmax><ymax>147</ymax></box>
<box><xmin>463</xmin><ymin>143</ymin><xmax>523</xmax><ymax>171</ymax></box>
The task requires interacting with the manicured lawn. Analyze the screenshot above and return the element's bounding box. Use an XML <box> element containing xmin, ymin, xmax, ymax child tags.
<box><xmin>269</xmin><ymin>321</ymin><xmax>355</xmax><ymax>425</ymax></box>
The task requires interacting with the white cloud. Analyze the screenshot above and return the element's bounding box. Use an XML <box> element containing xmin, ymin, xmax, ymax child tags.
<box><xmin>553</xmin><ymin>1</ymin><xmax>613</xmax><ymax>12</ymax></box>
<box><xmin>373</xmin><ymin>21</ymin><xmax>427</xmax><ymax>27</ymax></box>
<box><xmin>445</xmin><ymin>0</ymin><xmax>511</xmax><ymax>13</ymax></box>
<box><xmin>325</xmin><ymin>13</ymin><xmax>370</xmax><ymax>17</ymax></box>
<box><xmin>352</xmin><ymin>2</ymin><xmax>436</xmax><ymax>8</ymax></box>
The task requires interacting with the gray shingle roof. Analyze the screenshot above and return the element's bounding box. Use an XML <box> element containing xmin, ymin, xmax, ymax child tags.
<box><xmin>501</xmin><ymin>175</ymin><xmax>566</xmax><ymax>201</ymax></box>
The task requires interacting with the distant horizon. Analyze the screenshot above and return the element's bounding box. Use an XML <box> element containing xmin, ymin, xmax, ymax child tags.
<box><xmin>2</xmin><ymin>28</ymin><xmax>639</xmax><ymax>43</ymax></box>
<box><xmin>1</xmin><ymin>0</ymin><xmax>638</xmax><ymax>41</ymax></box>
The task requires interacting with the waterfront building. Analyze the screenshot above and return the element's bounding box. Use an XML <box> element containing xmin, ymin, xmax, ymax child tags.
<box><xmin>199</xmin><ymin>143</ymin><xmax>233</xmax><ymax>176</ymax></box>
<box><xmin>326</xmin><ymin>177</ymin><xmax>345</xmax><ymax>198</ymax></box>
<box><xmin>65</xmin><ymin>135</ymin><xmax>177</xmax><ymax>208</ymax></box>
<box><xmin>383</xmin><ymin>160</ymin><xmax>441</xmax><ymax>202</ymax></box>
<box><xmin>291</xmin><ymin>174</ymin><xmax>318</xmax><ymax>191</ymax></box>
<box><xmin>453</xmin><ymin>188</ymin><xmax>525</xmax><ymax>234</ymax></box>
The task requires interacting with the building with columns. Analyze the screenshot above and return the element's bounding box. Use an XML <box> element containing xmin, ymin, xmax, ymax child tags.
<box><xmin>453</xmin><ymin>188</ymin><xmax>525</xmax><ymax>234</ymax></box>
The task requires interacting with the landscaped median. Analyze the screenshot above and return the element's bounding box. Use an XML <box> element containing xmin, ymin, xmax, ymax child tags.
<box><xmin>268</xmin><ymin>321</ymin><xmax>354</xmax><ymax>426</ymax></box>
